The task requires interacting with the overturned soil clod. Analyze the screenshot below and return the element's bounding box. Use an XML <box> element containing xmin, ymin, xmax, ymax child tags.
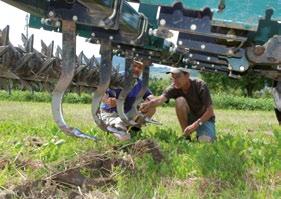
<box><xmin>1</xmin><ymin>139</ymin><xmax>164</xmax><ymax>198</ymax></box>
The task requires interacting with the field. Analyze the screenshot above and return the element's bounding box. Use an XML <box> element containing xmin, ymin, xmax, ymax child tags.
<box><xmin>0</xmin><ymin>101</ymin><xmax>281</xmax><ymax>198</ymax></box>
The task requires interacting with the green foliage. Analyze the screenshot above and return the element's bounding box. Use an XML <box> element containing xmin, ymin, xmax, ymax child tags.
<box><xmin>213</xmin><ymin>93</ymin><xmax>274</xmax><ymax>111</ymax></box>
<box><xmin>0</xmin><ymin>90</ymin><xmax>92</xmax><ymax>104</ymax></box>
<box><xmin>149</xmin><ymin>77</ymin><xmax>170</xmax><ymax>96</ymax></box>
<box><xmin>201</xmin><ymin>72</ymin><xmax>270</xmax><ymax>97</ymax></box>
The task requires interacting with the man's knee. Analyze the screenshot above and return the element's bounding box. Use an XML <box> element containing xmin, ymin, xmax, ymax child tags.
<box><xmin>175</xmin><ymin>97</ymin><xmax>190</xmax><ymax>112</ymax></box>
<box><xmin>198</xmin><ymin>135</ymin><xmax>212</xmax><ymax>143</ymax></box>
<box><xmin>176</xmin><ymin>97</ymin><xmax>186</xmax><ymax>105</ymax></box>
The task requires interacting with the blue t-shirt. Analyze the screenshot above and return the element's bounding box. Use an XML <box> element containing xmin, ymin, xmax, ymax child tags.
<box><xmin>101</xmin><ymin>79</ymin><xmax>152</xmax><ymax>113</ymax></box>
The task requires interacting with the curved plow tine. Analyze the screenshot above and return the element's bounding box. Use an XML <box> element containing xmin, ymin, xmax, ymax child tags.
<box><xmin>51</xmin><ymin>21</ymin><xmax>97</xmax><ymax>141</ymax></box>
<box><xmin>91</xmin><ymin>40</ymin><xmax>112</xmax><ymax>131</ymax></box>
<box><xmin>273</xmin><ymin>81</ymin><xmax>281</xmax><ymax>125</ymax></box>
<box><xmin>116</xmin><ymin>54</ymin><xmax>138</xmax><ymax>126</ymax></box>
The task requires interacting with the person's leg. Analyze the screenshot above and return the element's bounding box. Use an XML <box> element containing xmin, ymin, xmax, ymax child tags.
<box><xmin>175</xmin><ymin>97</ymin><xmax>190</xmax><ymax>132</ymax></box>
<box><xmin>196</xmin><ymin>121</ymin><xmax>216</xmax><ymax>142</ymax></box>
<box><xmin>100</xmin><ymin>111</ymin><xmax>130</xmax><ymax>141</ymax></box>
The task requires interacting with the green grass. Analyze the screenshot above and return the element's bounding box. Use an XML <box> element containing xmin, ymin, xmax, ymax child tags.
<box><xmin>0</xmin><ymin>101</ymin><xmax>281</xmax><ymax>198</ymax></box>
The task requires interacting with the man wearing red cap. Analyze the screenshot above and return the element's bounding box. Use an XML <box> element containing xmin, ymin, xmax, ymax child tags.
<box><xmin>140</xmin><ymin>67</ymin><xmax>216</xmax><ymax>142</ymax></box>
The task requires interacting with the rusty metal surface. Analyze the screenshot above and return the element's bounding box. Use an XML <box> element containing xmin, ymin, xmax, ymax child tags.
<box><xmin>0</xmin><ymin>26</ymin><xmax>122</xmax><ymax>93</ymax></box>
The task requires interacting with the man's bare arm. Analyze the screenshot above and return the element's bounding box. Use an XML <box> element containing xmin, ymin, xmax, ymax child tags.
<box><xmin>195</xmin><ymin>105</ymin><xmax>215</xmax><ymax>125</ymax></box>
<box><xmin>140</xmin><ymin>95</ymin><xmax>167</xmax><ymax>112</ymax></box>
<box><xmin>184</xmin><ymin>105</ymin><xmax>215</xmax><ymax>135</ymax></box>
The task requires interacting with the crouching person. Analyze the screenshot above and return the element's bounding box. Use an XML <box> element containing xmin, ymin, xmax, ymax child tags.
<box><xmin>140</xmin><ymin>67</ymin><xmax>216</xmax><ymax>142</ymax></box>
<box><xmin>100</xmin><ymin>60</ymin><xmax>155</xmax><ymax>141</ymax></box>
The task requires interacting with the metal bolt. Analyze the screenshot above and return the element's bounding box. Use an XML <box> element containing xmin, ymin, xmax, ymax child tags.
<box><xmin>197</xmin><ymin>61</ymin><xmax>200</xmax><ymax>65</ymax></box>
<box><xmin>109</xmin><ymin>36</ymin><xmax>114</xmax><ymax>40</ymax></box>
<box><xmin>55</xmin><ymin>21</ymin><xmax>61</xmax><ymax>27</ymax></box>
<box><xmin>178</xmin><ymin>40</ymin><xmax>183</xmax><ymax>45</ymax></box>
<box><xmin>211</xmin><ymin>64</ymin><xmax>215</xmax><ymax>67</ymax></box>
<box><xmin>190</xmin><ymin>24</ymin><xmax>197</xmax><ymax>31</ymax></box>
<box><xmin>207</xmin><ymin>56</ymin><xmax>211</xmax><ymax>61</ymax></box>
<box><xmin>91</xmin><ymin>32</ymin><xmax>95</xmax><ymax>37</ymax></box>
<box><xmin>169</xmin><ymin>47</ymin><xmax>173</xmax><ymax>52</ymax></box>
<box><xmin>41</xmin><ymin>18</ymin><xmax>45</xmax><ymax>25</ymax></box>
<box><xmin>201</xmin><ymin>44</ymin><xmax>206</xmax><ymax>50</ymax></box>
<box><xmin>153</xmin><ymin>29</ymin><xmax>157</xmax><ymax>36</ymax></box>
<box><xmin>228</xmin><ymin>49</ymin><xmax>234</xmax><ymax>55</ymax></box>
<box><xmin>253</xmin><ymin>45</ymin><xmax>265</xmax><ymax>56</ymax></box>
<box><xmin>189</xmin><ymin>54</ymin><xmax>193</xmax><ymax>58</ymax></box>
<box><xmin>48</xmin><ymin>11</ymin><xmax>54</xmax><ymax>17</ymax></box>
<box><xmin>160</xmin><ymin>19</ymin><xmax>166</xmax><ymax>26</ymax></box>
<box><xmin>72</xmin><ymin>15</ymin><xmax>78</xmax><ymax>22</ymax></box>
<box><xmin>148</xmin><ymin>28</ymin><xmax>153</xmax><ymax>36</ymax></box>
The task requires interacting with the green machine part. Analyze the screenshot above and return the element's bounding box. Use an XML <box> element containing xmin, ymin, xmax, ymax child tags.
<box><xmin>139</xmin><ymin>0</ymin><xmax>281</xmax><ymax>31</ymax></box>
<box><xmin>138</xmin><ymin>3</ymin><xmax>167</xmax><ymax>50</ymax></box>
<box><xmin>29</xmin><ymin>1</ymin><xmax>145</xmax><ymax>41</ymax></box>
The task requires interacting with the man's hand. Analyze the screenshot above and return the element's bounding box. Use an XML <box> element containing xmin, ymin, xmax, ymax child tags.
<box><xmin>105</xmin><ymin>97</ymin><xmax>117</xmax><ymax>107</ymax></box>
<box><xmin>183</xmin><ymin>122</ymin><xmax>198</xmax><ymax>136</ymax></box>
<box><xmin>139</xmin><ymin>101</ymin><xmax>152</xmax><ymax>113</ymax></box>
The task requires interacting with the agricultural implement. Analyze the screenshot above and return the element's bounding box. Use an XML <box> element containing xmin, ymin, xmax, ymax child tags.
<box><xmin>0</xmin><ymin>0</ymin><xmax>281</xmax><ymax>139</ymax></box>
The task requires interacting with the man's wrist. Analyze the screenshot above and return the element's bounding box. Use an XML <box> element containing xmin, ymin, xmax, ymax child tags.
<box><xmin>196</xmin><ymin>118</ymin><xmax>203</xmax><ymax>127</ymax></box>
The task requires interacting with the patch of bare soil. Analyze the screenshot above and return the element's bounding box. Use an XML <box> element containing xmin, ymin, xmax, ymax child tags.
<box><xmin>114</xmin><ymin>139</ymin><xmax>164</xmax><ymax>163</ymax></box>
<box><xmin>0</xmin><ymin>139</ymin><xmax>164</xmax><ymax>199</ymax></box>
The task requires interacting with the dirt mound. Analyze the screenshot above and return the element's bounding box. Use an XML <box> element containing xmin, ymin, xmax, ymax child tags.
<box><xmin>0</xmin><ymin>139</ymin><xmax>164</xmax><ymax>198</ymax></box>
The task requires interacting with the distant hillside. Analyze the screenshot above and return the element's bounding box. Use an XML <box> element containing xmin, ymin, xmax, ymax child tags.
<box><xmin>97</xmin><ymin>56</ymin><xmax>199</xmax><ymax>78</ymax></box>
